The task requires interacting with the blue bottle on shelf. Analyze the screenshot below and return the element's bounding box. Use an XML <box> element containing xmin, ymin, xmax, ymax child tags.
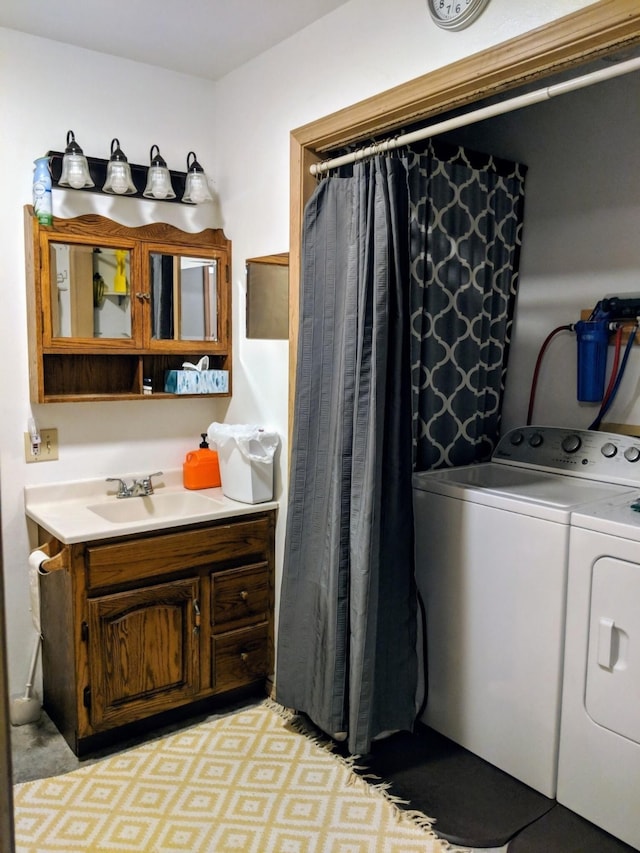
<box><xmin>32</xmin><ymin>156</ymin><xmax>52</xmax><ymax>226</ymax></box>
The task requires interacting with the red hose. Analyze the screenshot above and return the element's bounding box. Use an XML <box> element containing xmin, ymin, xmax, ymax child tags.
<box><xmin>526</xmin><ymin>325</ymin><xmax>573</xmax><ymax>425</ymax></box>
<box><xmin>600</xmin><ymin>324</ymin><xmax>623</xmax><ymax>411</ymax></box>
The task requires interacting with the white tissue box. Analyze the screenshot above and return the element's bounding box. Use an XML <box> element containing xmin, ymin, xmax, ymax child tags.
<box><xmin>164</xmin><ymin>369</ymin><xmax>229</xmax><ymax>394</ymax></box>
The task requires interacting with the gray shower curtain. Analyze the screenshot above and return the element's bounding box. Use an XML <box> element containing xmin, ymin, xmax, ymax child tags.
<box><xmin>276</xmin><ymin>143</ymin><xmax>526</xmax><ymax>754</ymax></box>
<box><xmin>276</xmin><ymin>158</ymin><xmax>417</xmax><ymax>754</ymax></box>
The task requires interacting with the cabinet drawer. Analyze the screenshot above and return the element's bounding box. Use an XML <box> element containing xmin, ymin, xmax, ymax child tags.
<box><xmin>85</xmin><ymin>515</ymin><xmax>272</xmax><ymax>589</ymax></box>
<box><xmin>212</xmin><ymin>624</ymin><xmax>269</xmax><ymax>692</ymax></box>
<box><xmin>211</xmin><ymin>562</ymin><xmax>269</xmax><ymax>630</ymax></box>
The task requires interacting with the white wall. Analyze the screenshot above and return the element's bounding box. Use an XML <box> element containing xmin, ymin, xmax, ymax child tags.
<box><xmin>1</xmin><ymin>0</ymin><xmax>598</xmax><ymax>694</ymax></box>
<box><xmin>445</xmin><ymin>71</ymin><xmax>640</xmax><ymax>431</ymax></box>
<box><xmin>0</xmin><ymin>30</ymin><xmax>231</xmax><ymax>695</ymax></box>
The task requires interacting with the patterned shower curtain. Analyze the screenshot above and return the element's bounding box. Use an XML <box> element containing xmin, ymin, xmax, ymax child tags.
<box><xmin>408</xmin><ymin>141</ymin><xmax>527</xmax><ymax>470</ymax></box>
<box><xmin>276</xmin><ymin>143</ymin><xmax>526</xmax><ymax>754</ymax></box>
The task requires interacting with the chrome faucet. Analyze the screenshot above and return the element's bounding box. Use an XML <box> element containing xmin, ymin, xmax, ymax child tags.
<box><xmin>106</xmin><ymin>472</ymin><xmax>163</xmax><ymax>498</ymax></box>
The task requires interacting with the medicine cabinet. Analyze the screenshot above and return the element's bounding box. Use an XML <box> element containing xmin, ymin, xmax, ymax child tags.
<box><xmin>246</xmin><ymin>253</ymin><xmax>289</xmax><ymax>340</ymax></box>
<box><xmin>24</xmin><ymin>205</ymin><xmax>231</xmax><ymax>402</ymax></box>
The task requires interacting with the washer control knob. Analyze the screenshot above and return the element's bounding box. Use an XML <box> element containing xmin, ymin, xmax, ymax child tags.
<box><xmin>624</xmin><ymin>446</ymin><xmax>640</xmax><ymax>463</ymax></box>
<box><xmin>510</xmin><ymin>431</ymin><xmax>524</xmax><ymax>446</ymax></box>
<box><xmin>601</xmin><ymin>442</ymin><xmax>617</xmax><ymax>458</ymax></box>
<box><xmin>561</xmin><ymin>434</ymin><xmax>582</xmax><ymax>454</ymax></box>
<box><xmin>529</xmin><ymin>433</ymin><xmax>543</xmax><ymax>448</ymax></box>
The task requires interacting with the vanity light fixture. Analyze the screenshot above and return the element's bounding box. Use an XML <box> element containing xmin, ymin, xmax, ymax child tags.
<box><xmin>102</xmin><ymin>138</ymin><xmax>137</xmax><ymax>195</ymax></box>
<box><xmin>47</xmin><ymin>137</ymin><xmax>202</xmax><ymax>203</ymax></box>
<box><xmin>143</xmin><ymin>144</ymin><xmax>176</xmax><ymax>200</ymax></box>
<box><xmin>182</xmin><ymin>151</ymin><xmax>213</xmax><ymax>204</ymax></box>
<box><xmin>58</xmin><ymin>130</ymin><xmax>94</xmax><ymax>190</ymax></box>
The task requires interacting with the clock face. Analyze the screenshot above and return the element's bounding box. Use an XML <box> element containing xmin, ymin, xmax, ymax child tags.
<box><xmin>428</xmin><ymin>0</ymin><xmax>490</xmax><ymax>30</ymax></box>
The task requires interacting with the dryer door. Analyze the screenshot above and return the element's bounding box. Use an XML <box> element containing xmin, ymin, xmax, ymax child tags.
<box><xmin>586</xmin><ymin>556</ymin><xmax>640</xmax><ymax>743</ymax></box>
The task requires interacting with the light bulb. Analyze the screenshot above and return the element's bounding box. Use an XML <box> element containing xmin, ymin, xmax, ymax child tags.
<box><xmin>109</xmin><ymin>164</ymin><xmax>129</xmax><ymax>195</ymax></box>
<box><xmin>59</xmin><ymin>130</ymin><xmax>94</xmax><ymax>189</ymax></box>
<box><xmin>148</xmin><ymin>168</ymin><xmax>170</xmax><ymax>199</ymax></box>
<box><xmin>187</xmin><ymin>173</ymin><xmax>208</xmax><ymax>204</ymax></box>
<box><xmin>66</xmin><ymin>156</ymin><xmax>88</xmax><ymax>189</ymax></box>
<box><xmin>143</xmin><ymin>145</ymin><xmax>175</xmax><ymax>199</ymax></box>
<box><xmin>182</xmin><ymin>151</ymin><xmax>213</xmax><ymax>204</ymax></box>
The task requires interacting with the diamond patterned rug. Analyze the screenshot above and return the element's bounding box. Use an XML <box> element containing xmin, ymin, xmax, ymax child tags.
<box><xmin>13</xmin><ymin>700</ymin><xmax>465</xmax><ymax>852</ymax></box>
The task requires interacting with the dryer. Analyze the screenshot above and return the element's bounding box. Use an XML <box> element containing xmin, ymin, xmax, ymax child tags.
<box><xmin>558</xmin><ymin>490</ymin><xmax>640</xmax><ymax>849</ymax></box>
<box><xmin>413</xmin><ymin>426</ymin><xmax>640</xmax><ymax>799</ymax></box>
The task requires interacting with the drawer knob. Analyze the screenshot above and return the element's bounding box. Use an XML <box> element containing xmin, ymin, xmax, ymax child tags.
<box><xmin>240</xmin><ymin>651</ymin><xmax>249</xmax><ymax>662</ymax></box>
<box><xmin>240</xmin><ymin>590</ymin><xmax>249</xmax><ymax>601</ymax></box>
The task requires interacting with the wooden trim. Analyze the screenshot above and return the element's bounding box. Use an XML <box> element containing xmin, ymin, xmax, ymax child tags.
<box><xmin>0</xmin><ymin>520</ymin><xmax>15</xmax><ymax>853</ymax></box>
<box><xmin>288</xmin><ymin>138</ymin><xmax>320</xmax><ymax>452</ymax></box>
<box><xmin>288</xmin><ymin>0</ymin><xmax>640</xmax><ymax>440</ymax></box>
<box><xmin>247</xmin><ymin>253</ymin><xmax>289</xmax><ymax>266</ymax></box>
<box><xmin>36</xmin><ymin>210</ymin><xmax>229</xmax><ymax>251</ymax></box>
<box><xmin>292</xmin><ymin>0</ymin><xmax>640</xmax><ymax>153</ymax></box>
<box><xmin>600</xmin><ymin>422</ymin><xmax>640</xmax><ymax>436</ymax></box>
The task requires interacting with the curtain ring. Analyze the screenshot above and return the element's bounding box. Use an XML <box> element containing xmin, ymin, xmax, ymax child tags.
<box><xmin>389</xmin><ymin>134</ymin><xmax>403</xmax><ymax>157</ymax></box>
<box><xmin>314</xmin><ymin>158</ymin><xmax>332</xmax><ymax>181</ymax></box>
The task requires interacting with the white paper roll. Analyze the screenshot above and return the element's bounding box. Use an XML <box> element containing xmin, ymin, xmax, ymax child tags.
<box><xmin>28</xmin><ymin>549</ymin><xmax>48</xmax><ymax>634</ymax></box>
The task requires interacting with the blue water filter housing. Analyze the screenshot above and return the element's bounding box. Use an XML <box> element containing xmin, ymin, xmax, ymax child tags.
<box><xmin>575</xmin><ymin>320</ymin><xmax>610</xmax><ymax>402</ymax></box>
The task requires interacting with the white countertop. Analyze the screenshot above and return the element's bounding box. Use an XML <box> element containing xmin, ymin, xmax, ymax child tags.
<box><xmin>24</xmin><ymin>469</ymin><xmax>278</xmax><ymax>544</ymax></box>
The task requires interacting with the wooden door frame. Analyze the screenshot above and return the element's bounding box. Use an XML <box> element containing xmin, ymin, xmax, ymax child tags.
<box><xmin>287</xmin><ymin>0</ymin><xmax>640</xmax><ymax>440</ymax></box>
<box><xmin>0</xmin><ymin>512</ymin><xmax>15</xmax><ymax>853</ymax></box>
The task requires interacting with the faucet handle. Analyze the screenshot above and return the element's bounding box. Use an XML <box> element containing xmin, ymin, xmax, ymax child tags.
<box><xmin>106</xmin><ymin>477</ymin><xmax>129</xmax><ymax>498</ymax></box>
<box><xmin>141</xmin><ymin>471</ymin><xmax>163</xmax><ymax>494</ymax></box>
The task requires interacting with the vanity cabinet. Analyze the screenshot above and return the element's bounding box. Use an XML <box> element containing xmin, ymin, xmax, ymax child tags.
<box><xmin>24</xmin><ymin>204</ymin><xmax>231</xmax><ymax>402</ymax></box>
<box><xmin>39</xmin><ymin>511</ymin><xmax>275</xmax><ymax>756</ymax></box>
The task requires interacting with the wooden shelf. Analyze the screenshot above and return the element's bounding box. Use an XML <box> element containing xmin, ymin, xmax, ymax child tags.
<box><xmin>580</xmin><ymin>309</ymin><xmax>639</xmax><ymax>345</ymax></box>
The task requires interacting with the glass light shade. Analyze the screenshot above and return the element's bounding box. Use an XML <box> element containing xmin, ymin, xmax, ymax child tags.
<box><xmin>58</xmin><ymin>130</ymin><xmax>94</xmax><ymax>189</ymax></box>
<box><xmin>143</xmin><ymin>145</ymin><xmax>175</xmax><ymax>199</ymax></box>
<box><xmin>182</xmin><ymin>151</ymin><xmax>213</xmax><ymax>204</ymax></box>
<box><xmin>102</xmin><ymin>138</ymin><xmax>137</xmax><ymax>195</ymax></box>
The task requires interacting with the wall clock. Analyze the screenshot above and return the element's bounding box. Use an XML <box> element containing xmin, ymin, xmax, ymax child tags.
<box><xmin>427</xmin><ymin>0</ymin><xmax>491</xmax><ymax>31</ymax></box>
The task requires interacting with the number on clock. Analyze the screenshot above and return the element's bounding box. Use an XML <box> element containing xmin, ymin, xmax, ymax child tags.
<box><xmin>427</xmin><ymin>0</ymin><xmax>490</xmax><ymax>31</ymax></box>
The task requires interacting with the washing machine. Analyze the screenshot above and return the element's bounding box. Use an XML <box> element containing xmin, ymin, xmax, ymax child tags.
<box><xmin>557</xmin><ymin>489</ymin><xmax>640</xmax><ymax>849</ymax></box>
<box><xmin>413</xmin><ymin>425</ymin><xmax>640</xmax><ymax>799</ymax></box>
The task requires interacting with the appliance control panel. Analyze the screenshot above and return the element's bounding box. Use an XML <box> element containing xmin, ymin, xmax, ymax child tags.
<box><xmin>494</xmin><ymin>426</ymin><xmax>640</xmax><ymax>486</ymax></box>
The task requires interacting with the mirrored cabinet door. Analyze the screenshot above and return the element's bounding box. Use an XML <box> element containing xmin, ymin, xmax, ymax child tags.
<box><xmin>47</xmin><ymin>243</ymin><xmax>134</xmax><ymax>341</ymax></box>
<box><xmin>149</xmin><ymin>253</ymin><xmax>219</xmax><ymax>342</ymax></box>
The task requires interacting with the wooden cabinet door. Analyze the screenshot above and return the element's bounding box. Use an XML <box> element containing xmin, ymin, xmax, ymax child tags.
<box><xmin>87</xmin><ymin>577</ymin><xmax>200</xmax><ymax>730</ymax></box>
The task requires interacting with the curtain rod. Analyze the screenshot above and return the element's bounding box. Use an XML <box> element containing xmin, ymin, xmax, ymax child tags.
<box><xmin>310</xmin><ymin>55</ymin><xmax>640</xmax><ymax>176</ymax></box>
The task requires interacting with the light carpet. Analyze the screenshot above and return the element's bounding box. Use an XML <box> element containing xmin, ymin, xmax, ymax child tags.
<box><xmin>13</xmin><ymin>700</ymin><xmax>467</xmax><ymax>853</ymax></box>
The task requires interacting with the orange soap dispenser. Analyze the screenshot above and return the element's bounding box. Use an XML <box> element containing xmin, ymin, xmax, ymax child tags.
<box><xmin>183</xmin><ymin>433</ymin><xmax>221</xmax><ymax>490</ymax></box>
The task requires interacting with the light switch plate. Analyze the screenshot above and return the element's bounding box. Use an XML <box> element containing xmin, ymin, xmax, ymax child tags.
<box><xmin>24</xmin><ymin>428</ymin><xmax>59</xmax><ymax>463</ymax></box>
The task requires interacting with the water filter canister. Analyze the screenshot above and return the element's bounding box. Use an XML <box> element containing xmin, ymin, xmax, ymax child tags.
<box><xmin>575</xmin><ymin>319</ymin><xmax>610</xmax><ymax>402</ymax></box>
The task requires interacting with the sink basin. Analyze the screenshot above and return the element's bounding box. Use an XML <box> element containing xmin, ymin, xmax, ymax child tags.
<box><xmin>25</xmin><ymin>471</ymin><xmax>276</xmax><ymax>544</ymax></box>
<box><xmin>87</xmin><ymin>491</ymin><xmax>223</xmax><ymax>524</ymax></box>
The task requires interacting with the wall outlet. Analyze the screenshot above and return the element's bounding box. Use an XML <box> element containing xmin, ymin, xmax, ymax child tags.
<box><xmin>24</xmin><ymin>428</ymin><xmax>59</xmax><ymax>463</ymax></box>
